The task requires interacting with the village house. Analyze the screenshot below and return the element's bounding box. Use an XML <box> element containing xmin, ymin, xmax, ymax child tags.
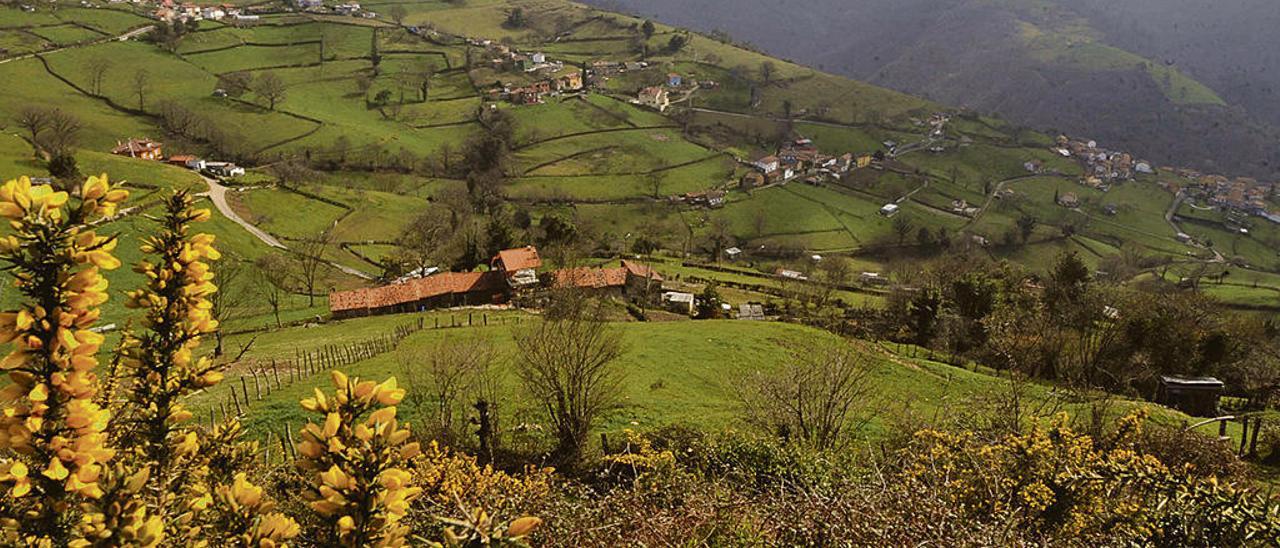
<box><xmin>879</xmin><ymin>203</ymin><xmax>900</xmax><ymax>217</ymax></box>
<box><xmin>550</xmin><ymin>260</ymin><xmax>664</xmax><ymax>300</ymax></box>
<box><xmin>684</xmin><ymin>190</ymin><xmax>726</xmax><ymax>208</ymax></box>
<box><xmin>112</xmin><ymin>138</ymin><xmax>163</xmax><ymax>160</ymax></box>
<box><xmin>204</xmin><ymin>162</ymin><xmax>245</xmax><ymax>178</ymax></box>
<box><xmin>1058</xmin><ymin>192</ymin><xmax>1080</xmax><ymax>209</ymax></box>
<box><xmin>637</xmin><ymin>86</ymin><xmax>669</xmax><ymax>112</ymax></box>
<box><xmin>667</xmin><ymin>73</ymin><xmax>682</xmax><ymax>87</ymax></box>
<box><xmin>740</xmin><ymin>171</ymin><xmax>765</xmax><ymax>189</ymax></box>
<box><xmin>492</xmin><ymin>246</ymin><xmax>542</xmax><ymax>289</ymax></box>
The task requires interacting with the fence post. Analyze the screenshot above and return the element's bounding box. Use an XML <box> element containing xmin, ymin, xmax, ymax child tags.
<box><xmin>252</xmin><ymin>371</ymin><xmax>262</xmax><ymax>400</ymax></box>
<box><xmin>240</xmin><ymin>377</ymin><xmax>250</xmax><ymax>407</ymax></box>
<box><xmin>285</xmin><ymin>423</ymin><xmax>297</xmax><ymax>460</ymax></box>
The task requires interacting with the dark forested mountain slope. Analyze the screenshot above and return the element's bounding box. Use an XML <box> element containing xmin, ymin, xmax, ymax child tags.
<box><xmin>584</xmin><ymin>0</ymin><xmax>1280</xmax><ymax>179</ymax></box>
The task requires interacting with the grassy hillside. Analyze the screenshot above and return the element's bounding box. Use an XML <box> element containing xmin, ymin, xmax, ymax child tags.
<box><xmin>1</xmin><ymin>0</ymin><xmax>1274</xmax><ymax>315</ymax></box>
<box><xmin>196</xmin><ymin>312</ymin><xmax>1213</xmax><ymax>445</ymax></box>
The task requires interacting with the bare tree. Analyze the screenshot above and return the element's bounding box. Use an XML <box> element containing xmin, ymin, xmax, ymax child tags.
<box><xmin>210</xmin><ymin>257</ymin><xmax>253</xmax><ymax>356</ymax></box>
<box><xmin>87</xmin><ymin>57</ymin><xmax>111</xmax><ymax>96</ymax></box>
<box><xmin>737</xmin><ymin>340</ymin><xmax>875</xmax><ymax>450</ymax></box>
<box><xmin>760</xmin><ymin>60</ymin><xmax>776</xmax><ymax>84</ymax></box>
<box><xmin>400</xmin><ymin>336</ymin><xmax>498</xmax><ymax>442</ymax></box>
<box><xmin>41</xmin><ymin>109</ymin><xmax>81</xmax><ymax>157</ymax></box>
<box><xmin>514</xmin><ymin>299</ymin><xmax>624</xmax><ymax>466</ymax></box>
<box><xmin>254</xmin><ymin>254</ymin><xmax>292</xmax><ymax>328</ymax></box>
<box><xmin>132</xmin><ymin>69</ymin><xmax>151</xmax><ymax>111</ymax></box>
<box><xmin>296</xmin><ymin>230</ymin><xmax>333</xmax><ymax>307</ymax></box>
<box><xmin>253</xmin><ymin>72</ymin><xmax>287</xmax><ymax>110</ymax></box>
<box><xmin>14</xmin><ymin>106</ymin><xmax>51</xmax><ymax>157</ymax></box>
<box><xmin>389</xmin><ymin>4</ymin><xmax>408</xmax><ymax>26</ymax></box>
<box><xmin>395</xmin><ymin>207</ymin><xmax>453</xmax><ymax>275</ymax></box>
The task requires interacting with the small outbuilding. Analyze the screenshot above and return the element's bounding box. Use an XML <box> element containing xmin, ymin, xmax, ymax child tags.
<box><xmin>1155</xmin><ymin>376</ymin><xmax>1224</xmax><ymax>417</ymax></box>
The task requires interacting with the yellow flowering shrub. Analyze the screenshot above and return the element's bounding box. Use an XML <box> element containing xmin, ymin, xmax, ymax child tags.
<box><xmin>0</xmin><ymin>175</ymin><xmax>127</xmax><ymax>544</ymax></box>
<box><xmin>117</xmin><ymin>190</ymin><xmax>223</xmax><ymax>465</ymax></box>
<box><xmin>297</xmin><ymin>370</ymin><xmax>421</xmax><ymax>546</ymax></box>
<box><xmin>413</xmin><ymin>441</ymin><xmax>552</xmax><ymax>523</ymax></box>
<box><xmin>900</xmin><ymin>411</ymin><xmax>1280</xmax><ymax>543</ymax></box>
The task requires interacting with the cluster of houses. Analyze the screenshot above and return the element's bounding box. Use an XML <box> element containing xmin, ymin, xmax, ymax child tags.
<box><xmin>1155</xmin><ymin>168</ymin><xmax>1279</xmax><ymax>226</ymax></box>
<box><xmin>295</xmin><ymin>0</ymin><xmax>375</xmax><ymax>18</ymax></box>
<box><xmin>150</xmin><ymin>0</ymin><xmax>260</xmax><ymax>23</ymax></box>
<box><xmin>111</xmin><ymin>138</ymin><xmax>245</xmax><ymax>178</ymax></box>
<box><xmin>746</xmin><ymin>138</ymin><xmax>872</xmax><ymax>189</ymax></box>
<box><xmin>473</xmin><ymin>42</ymin><xmax>585</xmax><ymax>105</ymax></box>
<box><xmin>1049</xmin><ymin>135</ymin><xmax>1153</xmax><ymax>190</ymax></box>
<box><xmin>1193</xmin><ymin>176</ymin><xmax>1277</xmax><ymax>223</ymax></box>
<box><xmin>329</xmin><ymin>246</ymin><xmax>699</xmax><ymax>318</ymax></box>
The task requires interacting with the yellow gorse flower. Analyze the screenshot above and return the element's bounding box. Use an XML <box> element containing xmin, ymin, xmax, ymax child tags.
<box><xmin>0</xmin><ymin>175</ymin><xmax>127</xmax><ymax>545</ymax></box>
<box><xmin>298</xmin><ymin>371</ymin><xmax>420</xmax><ymax>547</ymax></box>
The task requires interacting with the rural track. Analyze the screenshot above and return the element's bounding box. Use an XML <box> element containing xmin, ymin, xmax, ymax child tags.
<box><xmin>197</xmin><ymin>176</ymin><xmax>374</xmax><ymax>280</ymax></box>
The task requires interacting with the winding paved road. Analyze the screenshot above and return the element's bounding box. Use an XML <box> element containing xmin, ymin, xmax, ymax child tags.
<box><xmin>200</xmin><ymin>175</ymin><xmax>285</xmax><ymax>249</ymax></box>
<box><xmin>198</xmin><ymin>176</ymin><xmax>375</xmax><ymax>280</ymax></box>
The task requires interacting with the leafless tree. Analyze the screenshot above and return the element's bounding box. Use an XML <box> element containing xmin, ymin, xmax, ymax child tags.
<box><xmin>254</xmin><ymin>254</ymin><xmax>292</xmax><ymax>328</ymax></box>
<box><xmin>40</xmin><ymin>109</ymin><xmax>81</xmax><ymax>156</ymax></box>
<box><xmin>737</xmin><ymin>340</ymin><xmax>876</xmax><ymax>450</ymax></box>
<box><xmin>132</xmin><ymin>69</ymin><xmax>151</xmax><ymax>111</ymax></box>
<box><xmin>14</xmin><ymin>105</ymin><xmax>51</xmax><ymax>157</ymax></box>
<box><xmin>514</xmin><ymin>299</ymin><xmax>624</xmax><ymax>465</ymax></box>
<box><xmin>395</xmin><ymin>207</ymin><xmax>453</xmax><ymax>275</ymax></box>
<box><xmin>296</xmin><ymin>229</ymin><xmax>333</xmax><ymax>307</ymax></box>
<box><xmin>389</xmin><ymin>4</ymin><xmax>408</xmax><ymax>26</ymax></box>
<box><xmin>87</xmin><ymin>57</ymin><xmax>111</xmax><ymax>96</ymax></box>
<box><xmin>210</xmin><ymin>257</ymin><xmax>253</xmax><ymax>356</ymax></box>
<box><xmin>400</xmin><ymin>336</ymin><xmax>499</xmax><ymax>443</ymax></box>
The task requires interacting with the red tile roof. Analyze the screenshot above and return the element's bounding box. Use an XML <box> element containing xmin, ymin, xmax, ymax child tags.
<box><xmin>494</xmin><ymin>246</ymin><xmax>542</xmax><ymax>273</ymax></box>
<box><xmin>329</xmin><ymin>272</ymin><xmax>506</xmax><ymax>314</ymax></box>
<box><xmin>621</xmin><ymin>260</ymin><xmax>663</xmax><ymax>282</ymax></box>
<box><xmin>551</xmin><ymin>267</ymin><xmax>627</xmax><ymax>289</ymax></box>
<box><xmin>112</xmin><ymin>138</ymin><xmax>162</xmax><ymax>155</ymax></box>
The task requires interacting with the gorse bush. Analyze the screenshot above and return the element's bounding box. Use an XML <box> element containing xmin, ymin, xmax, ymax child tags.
<box><xmin>0</xmin><ymin>175</ymin><xmax>540</xmax><ymax>546</ymax></box>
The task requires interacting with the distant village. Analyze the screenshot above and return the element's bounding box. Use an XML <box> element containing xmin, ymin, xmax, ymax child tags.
<box><xmin>1048</xmin><ymin>135</ymin><xmax>1279</xmax><ymax>227</ymax></box>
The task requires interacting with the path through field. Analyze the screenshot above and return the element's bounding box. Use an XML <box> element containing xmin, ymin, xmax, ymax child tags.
<box><xmin>199</xmin><ymin>175</ymin><xmax>376</xmax><ymax>280</ymax></box>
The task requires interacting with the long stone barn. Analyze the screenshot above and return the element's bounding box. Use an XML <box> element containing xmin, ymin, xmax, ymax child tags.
<box><xmin>329</xmin><ymin>271</ymin><xmax>509</xmax><ymax>319</ymax></box>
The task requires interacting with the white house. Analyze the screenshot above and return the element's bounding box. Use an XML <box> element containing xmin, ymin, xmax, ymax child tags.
<box><xmin>637</xmin><ymin>86</ymin><xmax>669</xmax><ymax>112</ymax></box>
<box><xmin>879</xmin><ymin>203</ymin><xmax>900</xmax><ymax>217</ymax></box>
<box><xmin>205</xmin><ymin>162</ymin><xmax>245</xmax><ymax>178</ymax></box>
<box><xmin>753</xmin><ymin>155</ymin><xmax>779</xmax><ymax>173</ymax></box>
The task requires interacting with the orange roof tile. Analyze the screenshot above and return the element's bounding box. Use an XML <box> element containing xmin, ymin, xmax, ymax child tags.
<box><xmin>328</xmin><ymin>272</ymin><xmax>507</xmax><ymax>315</ymax></box>
<box><xmin>494</xmin><ymin>246</ymin><xmax>542</xmax><ymax>272</ymax></box>
<box><xmin>621</xmin><ymin>260</ymin><xmax>663</xmax><ymax>282</ymax></box>
<box><xmin>551</xmin><ymin>267</ymin><xmax>627</xmax><ymax>289</ymax></box>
